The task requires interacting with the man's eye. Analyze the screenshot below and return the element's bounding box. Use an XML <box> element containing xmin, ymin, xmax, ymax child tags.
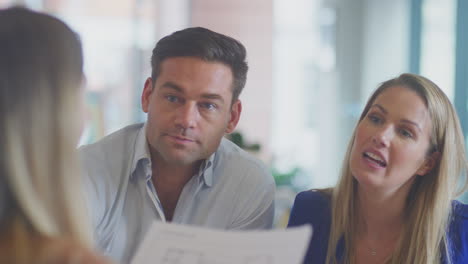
<box><xmin>165</xmin><ymin>95</ymin><xmax>179</xmax><ymax>103</ymax></box>
<box><xmin>200</xmin><ymin>102</ymin><xmax>217</xmax><ymax>110</ymax></box>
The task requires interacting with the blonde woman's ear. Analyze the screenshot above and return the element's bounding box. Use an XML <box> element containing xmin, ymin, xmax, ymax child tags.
<box><xmin>417</xmin><ymin>151</ymin><xmax>441</xmax><ymax>176</ymax></box>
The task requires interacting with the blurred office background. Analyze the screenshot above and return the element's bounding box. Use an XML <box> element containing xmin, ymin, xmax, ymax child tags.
<box><xmin>2</xmin><ymin>0</ymin><xmax>467</xmax><ymax>225</ymax></box>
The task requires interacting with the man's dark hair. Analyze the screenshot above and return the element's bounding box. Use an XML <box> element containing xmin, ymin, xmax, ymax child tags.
<box><xmin>150</xmin><ymin>27</ymin><xmax>248</xmax><ymax>102</ymax></box>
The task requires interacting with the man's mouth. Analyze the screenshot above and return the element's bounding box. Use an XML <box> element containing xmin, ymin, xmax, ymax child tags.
<box><xmin>168</xmin><ymin>134</ymin><xmax>195</xmax><ymax>143</ymax></box>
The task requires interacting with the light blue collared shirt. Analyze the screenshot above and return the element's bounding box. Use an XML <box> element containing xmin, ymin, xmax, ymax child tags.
<box><xmin>80</xmin><ymin>123</ymin><xmax>275</xmax><ymax>264</ymax></box>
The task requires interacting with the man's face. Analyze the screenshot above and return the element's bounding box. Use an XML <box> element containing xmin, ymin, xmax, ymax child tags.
<box><xmin>142</xmin><ymin>56</ymin><xmax>241</xmax><ymax>166</ymax></box>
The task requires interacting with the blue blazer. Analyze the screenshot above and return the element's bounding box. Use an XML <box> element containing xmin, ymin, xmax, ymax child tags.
<box><xmin>288</xmin><ymin>190</ymin><xmax>468</xmax><ymax>264</ymax></box>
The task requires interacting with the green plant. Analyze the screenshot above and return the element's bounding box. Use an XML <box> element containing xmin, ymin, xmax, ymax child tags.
<box><xmin>226</xmin><ymin>131</ymin><xmax>261</xmax><ymax>152</ymax></box>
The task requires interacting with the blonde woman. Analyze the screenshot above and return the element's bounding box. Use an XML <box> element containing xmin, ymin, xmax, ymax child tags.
<box><xmin>0</xmin><ymin>7</ymin><xmax>109</xmax><ymax>264</ymax></box>
<box><xmin>288</xmin><ymin>73</ymin><xmax>468</xmax><ymax>263</ymax></box>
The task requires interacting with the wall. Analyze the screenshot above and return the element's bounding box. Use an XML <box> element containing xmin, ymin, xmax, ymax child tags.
<box><xmin>361</xmin><ymin>0</ymin><xmax>410</xmax><ymax>98</ymax></box>
<box><xmin>315</xmin><ymin>0</ymin><xmax>410</xmax><ymax>187</ymax></box>
<box><xmin>191</xmin><ymin>0</ymin><xmax>274</xmax><ymax>162</ymax></box>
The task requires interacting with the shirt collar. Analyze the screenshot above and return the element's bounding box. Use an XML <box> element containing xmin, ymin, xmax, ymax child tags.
<box><xmin>198</xmin><ymin>153</ymin><xmax>215</xmax><ymax>187</ymax></box>
<box><xmin>130</xmin><ymin>123</ymin><xmax>151</xmax><ymax>180</ymax></box>
<box><xmin>130</xmin><ymin>122</ymin><xmax>216</xmax><ymax>187</ymax></box>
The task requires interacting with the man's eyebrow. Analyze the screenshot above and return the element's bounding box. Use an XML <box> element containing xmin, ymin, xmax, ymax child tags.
<box><xmin>160</xmin><ymin>81</ymin><xmax>183</xmax><ymax>92</ymax></box>
<box><xmin>201</xmin><ymin>93</ymin><xmax>225</xmax><ymax>103</ymax></box>
<box><xmin>160</xmin><ymin>82</ymin><xmax>226</xmax><ymax>104</ymax></box>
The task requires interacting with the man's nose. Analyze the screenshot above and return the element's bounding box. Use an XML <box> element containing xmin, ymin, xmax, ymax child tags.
<box><xmin>175</xmin><ymin>102</ymin><xmax>199</xmax><ymax>130</ymax></box>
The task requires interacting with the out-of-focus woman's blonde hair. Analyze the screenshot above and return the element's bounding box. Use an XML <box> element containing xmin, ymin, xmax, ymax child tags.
<box><xmin>0</xmin><ymin>6</ymin><xmax>92</xmax><ymax>259</ymax></box>
<box><xmin>324</xmin><ymin>73</ymin><xmax>468</xmax><ymax>264</ymax></box>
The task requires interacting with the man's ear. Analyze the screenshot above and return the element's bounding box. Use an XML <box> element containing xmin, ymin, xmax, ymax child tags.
<box><xmin>225</xmin><ymin>100</ymin><xmax>242</xmax><ymax>134</ymax></box>
<box><xmin>417</xmin><ymin>151</ymin><xmax>441</xmax><ymax>176</ymax></box>
<box><xmin>141</xmin><ymin>77</ymin><xmax>154</xmax><ymax>113</ymax></box>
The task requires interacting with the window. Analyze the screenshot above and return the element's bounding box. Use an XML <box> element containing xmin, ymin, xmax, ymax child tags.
<box><xmin>1</xmin><ymin>0</ymin><xmax>158</xmax><ymax>144</ymax></box>
<box><xmin>411</xmin><ymin>0</ymin><xmax>468</xmax><ymax>201</ymax></box>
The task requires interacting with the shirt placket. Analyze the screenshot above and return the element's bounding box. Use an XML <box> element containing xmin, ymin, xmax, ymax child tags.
<box><xmin>144</xmin><ymin>169</ymin><xmax>166</xmax><ymax>222</ymax></box>
<box><xmin>172</xmin><ymin>172</ymin><xmax>205</xmax><ymax>223</ymax></box>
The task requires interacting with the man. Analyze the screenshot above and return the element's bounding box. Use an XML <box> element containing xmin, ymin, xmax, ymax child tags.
<box><xmin>80</xmin><ymin>27</ymin><xmax>275</xmax><ymax>263</ymax></box>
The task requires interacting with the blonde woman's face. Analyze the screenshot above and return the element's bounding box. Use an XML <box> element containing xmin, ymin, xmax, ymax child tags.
<box><xmin>349</xmin><ymin>86</ymin><xmax>434</xmax><ymax>196</ymax></box>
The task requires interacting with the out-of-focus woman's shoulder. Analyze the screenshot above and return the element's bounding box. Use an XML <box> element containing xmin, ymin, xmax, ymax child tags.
<box><xmin>0</xmin><ymin>233</ymin><xmax>111</xmax><ymax>264</ymax></box>
<box><xmin>46</xmin><ymin>237</ymin><xmax>112</xmax><ymax>264</ymax></box>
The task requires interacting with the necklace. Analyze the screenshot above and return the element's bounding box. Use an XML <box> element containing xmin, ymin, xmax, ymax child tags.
<box><xmin>365</xmin><ymin>241</ymin><xmax>377</xmax><ymax>256</ymax></box>
<box><xmin>365</xmin><ymin>238</ymin><xmax>382</xmax><ymax>257</ymax></box>
<box><xmin>365</xmin><ymin>238</ymin><xmax>395</xmax><ymax>260</ymax></box>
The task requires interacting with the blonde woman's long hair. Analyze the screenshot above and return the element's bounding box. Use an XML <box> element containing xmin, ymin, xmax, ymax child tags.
<box><xmin>0</xmin><ymin>6</ymin><xmax>92</xmax><ymax>253</ymax></box>
<box><xmin>325</xmin><ymin>73</ymin><xmax>468</xmax><ymax>264</ymax></box>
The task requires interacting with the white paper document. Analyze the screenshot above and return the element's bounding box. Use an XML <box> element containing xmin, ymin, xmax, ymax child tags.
<box><xmin>131</xmin><ymin>222</ymin><xmax>312</xmax><ymax>264</ymax></box>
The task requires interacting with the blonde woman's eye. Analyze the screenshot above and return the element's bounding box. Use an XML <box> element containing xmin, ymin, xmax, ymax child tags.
<box><xmin>399</xmin><ymin>128</ymin><xmax>413</xmax><ymax>138</ymax></box>
<box><xmin>368</xmin><ymin>114</ymin><xmax>382</xmax><ymax>124</ymax></box>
